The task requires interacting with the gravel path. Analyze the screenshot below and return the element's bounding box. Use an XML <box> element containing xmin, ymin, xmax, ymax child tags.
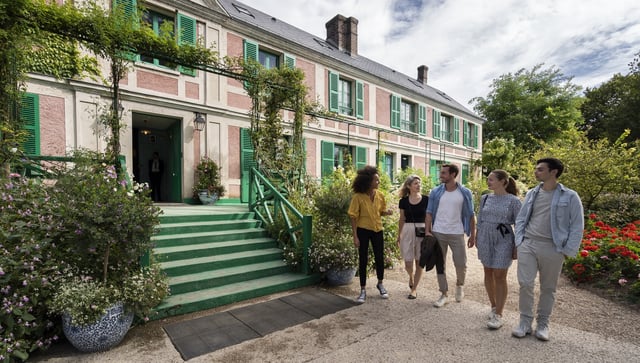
<box><xmin>32</xmin><ymin>248</ymin><xmax>640</xmax><ymax>362</ymax></box>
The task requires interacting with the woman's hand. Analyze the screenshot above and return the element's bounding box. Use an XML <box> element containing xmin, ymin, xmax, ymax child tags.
<box><xmin>354</xmin><ymin>236</ymin><xmax>360</xmax><ymax>248</ymax></box>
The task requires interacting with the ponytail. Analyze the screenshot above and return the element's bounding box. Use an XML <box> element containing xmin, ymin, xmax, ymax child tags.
<box><xmin>506</xmin><ymin>177</ymin><xmax>519</xmax><ymax>196</ymax></box>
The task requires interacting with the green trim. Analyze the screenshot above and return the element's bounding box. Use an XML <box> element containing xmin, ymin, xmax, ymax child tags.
<box><xmin>454</xmin><ymin>117</ymin><xmax>460</xmax><ymax>144</ymax></box>
<box><xmin>390</xmin><ymin>94</ymin><xmax>400</xmax><ymax>129</ymax></box>
<box><xmin>355</xmin><ymin>146</ymin><xmax>367</xmax><ymax>170</ymax></box>
<box><xmin>284</xmin><ymin>53</ymin><xmax>295</xmax><ymax>69</ymax></box>
<box><xmin>320</xmin><ymin>140</ymin><xmax>334</xmax><ymax>178</ymax></box>
<box><xmin>355</xmin><ymin>80</ymin><xmax>364</xmax><ymax>119</ymax></box>
<box><xmin>432</xmin><ymin>109</ymin><xmax>441</xmax><ymax>140</ymax></box>
<box><xmin>418</xmin><ymin>104</ymin><xmax>426</xmax><ymax>135</ymax></box>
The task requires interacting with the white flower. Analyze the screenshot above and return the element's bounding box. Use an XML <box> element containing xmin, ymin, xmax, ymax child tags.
<box><xmin>127</xmin><ymin>191</ymin><xmax>134</xmax><ymax>197</ymax></box>
<box><xmin>10</xmin><ymin>147</ymin><xmax>17</xmax><ymax>153</ymax></box>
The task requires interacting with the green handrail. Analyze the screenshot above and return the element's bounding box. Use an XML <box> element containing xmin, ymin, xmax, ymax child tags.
<box><xmin>248</xmin><ymin>167</ymin><xmax>312</xmax><ymax>274</ymax></box>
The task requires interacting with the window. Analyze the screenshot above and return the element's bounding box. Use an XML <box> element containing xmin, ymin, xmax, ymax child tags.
<box><xmin>115</xmin><ymin>0</ymin><xmax>196</xmax><ymax>76</ymax></box>
<box><xmin>391</xmin><ymin>95</ymin><xmax>425</xmax><ymax>135</ymax></box>
<box><xmin>259</xmin><ymin>49</ymin><xmax>279</xmax><ymax>69</ymax></box>
<box><xmin>401</xmin><ymin>154</ymin><xmax>411</xmax><ymax>170</ymax></box>
<box><xmin>432</xmin><ymin>110</ymin><xmax>459</xmax><ymax>143</ymax></box>
<box><xmin>320</xmin><ymin>141</ymin><xmax>366</xmax><ymax>178</ymax></box>
<box><xmin>328</xmin><ymin>71</ymin><xmax>363</xmax><ymax>119</ymax></box>
<box><xmin>400</xmin><ymin>101</ymin><xmax>416</xmax><ymax>132</ymax></box>
<box><xmin>382</xmin><ymin>152</ymin><xmax>394</xmax><ymax>181</ymax></box>
<box><xmin>463</xmin><ymin>121</ymin><xmax>479</xmax><ymax>148</ymax></box>
<box><xmin>338</xmin><ymin>79</ymin><xmax>352</xmax><ymax>115</ymax></box>
<box><xmin>141</xmin><ymin>10</ymin><xmax>175</xmax><ymax>68</ymax></box>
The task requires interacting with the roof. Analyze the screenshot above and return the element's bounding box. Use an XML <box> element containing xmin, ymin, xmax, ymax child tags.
<box><xmin>215</xmin><ymin>0</ymin><xmax>482</xmax><ymax>122</ymax></box>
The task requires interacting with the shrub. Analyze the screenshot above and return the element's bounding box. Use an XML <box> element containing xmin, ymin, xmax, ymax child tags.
<box><xmin>563</xmin><ymin>214</ymin><xmax>640</xmax><ymax>305</ymax></box>
<box><xmin>192</xmin><ymin>157</ymin><xmax>225</xmax><ymax>200</ymax></box>
<box><xmin>0</xmin><ymin>177</ymin><xmax>69</xmax><ymax>361</ymax></box>
<box><xmin>588</xmin><ymin>193</ymin><xmax>640</xmax><ymax>228</ymax></box>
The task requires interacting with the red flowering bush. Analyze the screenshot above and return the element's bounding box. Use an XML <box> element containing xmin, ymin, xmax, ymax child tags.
<box><xmin>564</xmin><ymin>213</ymin><xmax>640</xmax><ymax>304</ymax></box>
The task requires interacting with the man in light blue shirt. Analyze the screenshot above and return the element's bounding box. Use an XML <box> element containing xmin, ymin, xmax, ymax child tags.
<box><xmin>425</xmin><ymin>164</ymin><xmax>476</xmax><ymax>308</ymax></box>
<box><xmin>512</xmin><ymin>158</ymin><xmax>584</xmax><ymax>341</ymax></box>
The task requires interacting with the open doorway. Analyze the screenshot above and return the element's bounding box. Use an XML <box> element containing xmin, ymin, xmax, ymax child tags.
<box><xmin>132</xmin><ymin>113</ymin><xmax>182</xmax><ymax>203</ymax></box>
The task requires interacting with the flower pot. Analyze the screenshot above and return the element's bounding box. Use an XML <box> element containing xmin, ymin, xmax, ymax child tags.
<box><xmin>62</xmin><ymin>302</ymin><xmax>134</xmax><ymax>353</ymax></box>
<box><xmin>326</xmin><ymin>267</ymin><xmax>356</xmax><ymax>286</ymax></box>
<box><xmin>198</xmin><ymin>191</ymin><xmax>219</xmax><ymax>205</ymax></box>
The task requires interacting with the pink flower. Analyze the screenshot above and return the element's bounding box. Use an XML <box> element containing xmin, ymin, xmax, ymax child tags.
<box><xmin>618</xmin><ymin>278</ymin><xmax>628</xmax><ymax>286</ymax></box>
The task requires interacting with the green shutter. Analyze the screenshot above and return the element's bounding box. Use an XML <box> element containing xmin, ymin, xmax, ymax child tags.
<box><xmin>474</xmin><ymin>124</ymin><xmax>479</xmax><ymax>148</ymax></box>
<box><xmin>462</xmin><ymin>164</ymin><xmax>469</xmax><ymax>185</ymax></box>
<box><xmin>432</xmin><ymin>109</ymin><xmax>441</xmax><ymax>140</ymax></box>
<box><xmin>418</xmin><ymin>104</ymin><xmax>426</xmax><ymax>135</ymax></box>
<box><xmin>21</xmin><ymin>93</ymin><xmax>40</xmax><ymax>156</ymax></box>
<box><xmin>429</xmin><ymin>159</ymin><xmax>438</xmax><ymax>186</ymax></box>
<box><xmin>240</xmin><ymin>128</ymin><xmax>257</xmax><ymax>203</ymax></box>
<box><xmin>321</xmin><ymin>141</ymin><xmax>335</xmax><ymax>179</ymax></box>
<box><xmin>355</xmin><ymin>146</ymin><xmax>367</xmax><ymax>170</ymax></box>
<box><xmin>177</xmin><ymin>14</ymin><xmax>196</xmax><ymax>76</ymax></box>
<box><xmin>355</xmin><ymin>80</ymin><xmax>364</xmax><ymax>119</ymax></box>
<box><xmin>328</xmin><ymin>71</ymin><xmax>339</xmax><ymax>112</ymax></box>
<box><xmin>243</xmin><ymin>39</ymin><xmax>259</xmax><ymax>89</ymax></box>
<box><xmin>390</xmin><ymin>94</ymin><xmax>400</xmax><ymax>129</ymax></box>
<box><xmin>453</xmin><ymin>117</ymin><xmax>460</xmax><ymax>144</ymax></box>
<box><xmin>284</xmin><ymin>54</ymin><xmax>296</xmax><ymax>69</ymax></box>
<box><xmin>113</xmin><ymin>0</ymin><xmax>138</xmax><ymax>61</ymax></box>
<box><xmin>463</xmin><ymin>121</ymin><xmax>469</xmax><ymax>146</ymax></box>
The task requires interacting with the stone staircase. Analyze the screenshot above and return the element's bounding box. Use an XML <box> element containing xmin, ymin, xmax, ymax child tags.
<box><xmin>151</xmin><ymin>204</ymin><xmax>319</xmax><ymax>319</ymax></box>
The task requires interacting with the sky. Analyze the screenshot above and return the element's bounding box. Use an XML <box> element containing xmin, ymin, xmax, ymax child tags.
<box><xmin>236</xmin><ymin>0</ymin><xmax>640</xmax><ymax>112</ymax></box>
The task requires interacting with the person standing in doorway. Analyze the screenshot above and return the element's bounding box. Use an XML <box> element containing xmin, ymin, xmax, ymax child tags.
<box><xmin>476</xmin><ymin>170</ymin><xmax>522</xmax><ymax>330</ymax></box>
<box><xmin>397</xmin><ymin>175</ymin><xmax>429</xmax><ymax>299</ymax></box>
<box><xmin>348</xmin><ymin>165</ymin><xmax>394</xmax><ymax>304</ymax></box>
<box><xmin>425</xmin><ymin>164</ymin><xmax>476</xmax><ymax>308</ymax></box>
<box><xmin>512</xmin><ymin>158</ymin><xmax>584</xmax><ymax>341</ymax></box>
<box><xmin>149</xmin><ymin>152</ymin><xmax>163</xmax><ymax>202</ymax></box>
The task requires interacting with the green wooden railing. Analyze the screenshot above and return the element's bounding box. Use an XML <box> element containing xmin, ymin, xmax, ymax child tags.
<box><xmin>248</xmin><ymin>167</ymin><xmax>312</xmax><ymax>274</ymax></box>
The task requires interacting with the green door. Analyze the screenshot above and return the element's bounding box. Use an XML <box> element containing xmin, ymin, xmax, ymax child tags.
<box><xmin>240</xmin><ymin>128</ymin><xmax>256</xmax><ymax>203</ymax></box>
<box><xmin>168</xmin><ymin>121</ymin><xmax>182</xmax><ymax>202</ymax></box>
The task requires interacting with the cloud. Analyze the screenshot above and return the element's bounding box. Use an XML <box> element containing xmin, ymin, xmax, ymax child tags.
<box><xmin>236</xmin><ymin>0</ymin><xmax>640</xmax><ymax>107</ymax></box>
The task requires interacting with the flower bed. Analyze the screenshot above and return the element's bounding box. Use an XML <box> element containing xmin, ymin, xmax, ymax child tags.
<box><xmin>563</xmin><ymin>214</ymin><xmax>640</xmax><ymax>304</ymax></box>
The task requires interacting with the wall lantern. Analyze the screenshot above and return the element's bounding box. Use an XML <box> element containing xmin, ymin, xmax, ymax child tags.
<box><xmin>194</xmin><ymin>112</ymin><xmax>206</xmax><ymax>132</ymax></box>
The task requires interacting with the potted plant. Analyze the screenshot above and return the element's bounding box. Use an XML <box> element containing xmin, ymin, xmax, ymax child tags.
<box><xmin>192</xmin><ymin>156</ymin><xmax>225</xmax><ymax>205</ymax></box>
<box><xmin>46</xmin><ymin>152</ymin><xmax>169</xmax><ymax>352</ymax></box>
<box><xmin>309</xmin><ymin>166</ymin><xmax>358</xmax><ymax>285</ymax></box>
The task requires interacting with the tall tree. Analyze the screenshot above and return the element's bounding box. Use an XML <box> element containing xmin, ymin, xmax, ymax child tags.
<box><xmin>471</xmin><ymin>64</ymin><xmax>583</xmax><ymax>151</ymax></box>
<box><xmin>580</xmin><ymin>52</ymin><xmax>640</xmax><ymax>142</ymax></box>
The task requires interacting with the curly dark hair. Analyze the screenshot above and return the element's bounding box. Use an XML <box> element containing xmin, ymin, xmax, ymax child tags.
<box><xmin>352</xmin><ymin>165</ymin><xmax>378</xmax><ymax>193</ymax></box>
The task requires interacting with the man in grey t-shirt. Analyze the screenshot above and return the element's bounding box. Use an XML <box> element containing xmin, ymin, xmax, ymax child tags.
<box><xmin>512</xmin><ymin>158</ymin><xmax>584</xmax><ymax>341</ymax></box>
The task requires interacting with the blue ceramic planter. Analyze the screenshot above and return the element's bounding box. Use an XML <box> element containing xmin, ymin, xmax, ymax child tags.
<box><xmin>326</xmin><ymin>267</ymin><xmax>356</xmax><ymax>286</ymax></box>
<box><xmin>62</xmin><ymin>302</ymin><xmax>134</xmax><ymax>353</ymax></box>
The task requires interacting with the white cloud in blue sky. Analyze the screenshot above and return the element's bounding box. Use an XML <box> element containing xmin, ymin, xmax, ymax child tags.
<box><xmin>236</xmin><ymin>0</ymin><xmax>640</xmax><ymax>110</ymax></box>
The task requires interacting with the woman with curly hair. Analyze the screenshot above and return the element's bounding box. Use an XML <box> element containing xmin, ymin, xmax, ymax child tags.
<box><xmin>348</xmin><ymin>165</ymin><xmax>393</xmax><ymax>304</ymax></box>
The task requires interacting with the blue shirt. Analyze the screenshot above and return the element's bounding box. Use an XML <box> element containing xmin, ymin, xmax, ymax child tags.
<box><xmin>427</xmin><ymin>182</ymin><xmax>475</xmax><ymax>236</ymax></box>
<box><xmin>515</xmin><ymin>183</ymin><xmax>584</xmax><ymax>257</ymax></box>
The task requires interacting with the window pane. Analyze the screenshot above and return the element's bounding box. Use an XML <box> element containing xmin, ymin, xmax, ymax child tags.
<box><xmin>259</xmin><ymin>50</ymin><xmax>279</xmax><ymax>69</ymax></box>
<box><xmin>400</xmin><ymin>101</ymin><xmax>416</xmax><ymax>132</ymax></box>
<box><xmin>338</xmin><ymin>79</ymin><xmax>352</xmax><ymax>115</ymax></box>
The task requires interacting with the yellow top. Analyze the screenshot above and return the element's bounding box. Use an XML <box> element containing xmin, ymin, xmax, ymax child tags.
<box><xmin>348</xmin><ymin>190</ymin><xmax>387</xmax><ymax>232</ymax></box>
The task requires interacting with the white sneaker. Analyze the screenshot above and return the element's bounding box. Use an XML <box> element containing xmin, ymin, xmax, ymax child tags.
<box><xmin>433</xmin><ymin>294</ymin><xmax>448</xmax><ymax>308</ymax></box>
<box><xmin>487</xmin><ymin>314</ymin><xmax>503</xmax><ymax>330</ymax></box>
<box><xmin>356</xmin><ymin>289</ymin><xmax>366</xmax><ymax>304</ymax></box>
<box><xmin>487</xmin><ymin>307</ymin><xmax>497</xmax><ymax>320</ymax></box>
<box><xmin>455</xmin><ymin>286</ymin><xmax>464</xmax><ymax>302</ymax></box>
<box><xmin>511</xmin><ymin>320</ymin><xmax>532</xmax><ymax>338</ymax></box>
<box><xmin>535</xmin><ymin>324</ymin><xmax>550</xmax><ymax>341</ymax></box>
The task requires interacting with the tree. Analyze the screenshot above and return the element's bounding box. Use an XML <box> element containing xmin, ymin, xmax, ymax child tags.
<box><xmin>471</xmin><ymin>64</ymin><xmax>584</xmax><ymax>151</ymax></box>
<box><xmin>533</xmin><ymin>129</ymin><xmax>640</xmax><ymax>210</ymax></box>
<box><xmin>580</xmin><ymin>54</ymin><xmax>640</xmax><ymax>142</ymax></box>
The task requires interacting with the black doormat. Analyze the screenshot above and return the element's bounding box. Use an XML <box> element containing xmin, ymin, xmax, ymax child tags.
<box><xmin>163</xmin><ymin>289</ymin><xmax>356</xmax><ymax>360</ymax></box>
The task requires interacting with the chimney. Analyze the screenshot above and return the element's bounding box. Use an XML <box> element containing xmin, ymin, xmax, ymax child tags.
<box><xmin>325</xmin><ymin>15</ymin><xmax>358</xmax><ymax>56</ymax></box>
<box><xmin>417</xmin><ymin>65</ymin><xmax>429</xmax><ymax>85</ymax></box>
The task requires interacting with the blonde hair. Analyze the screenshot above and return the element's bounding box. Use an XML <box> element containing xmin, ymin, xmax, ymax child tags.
<box><xmin>399</xmin><ymin>175</ymin><xmax>421</xmax><ymax>198</ymax></box>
